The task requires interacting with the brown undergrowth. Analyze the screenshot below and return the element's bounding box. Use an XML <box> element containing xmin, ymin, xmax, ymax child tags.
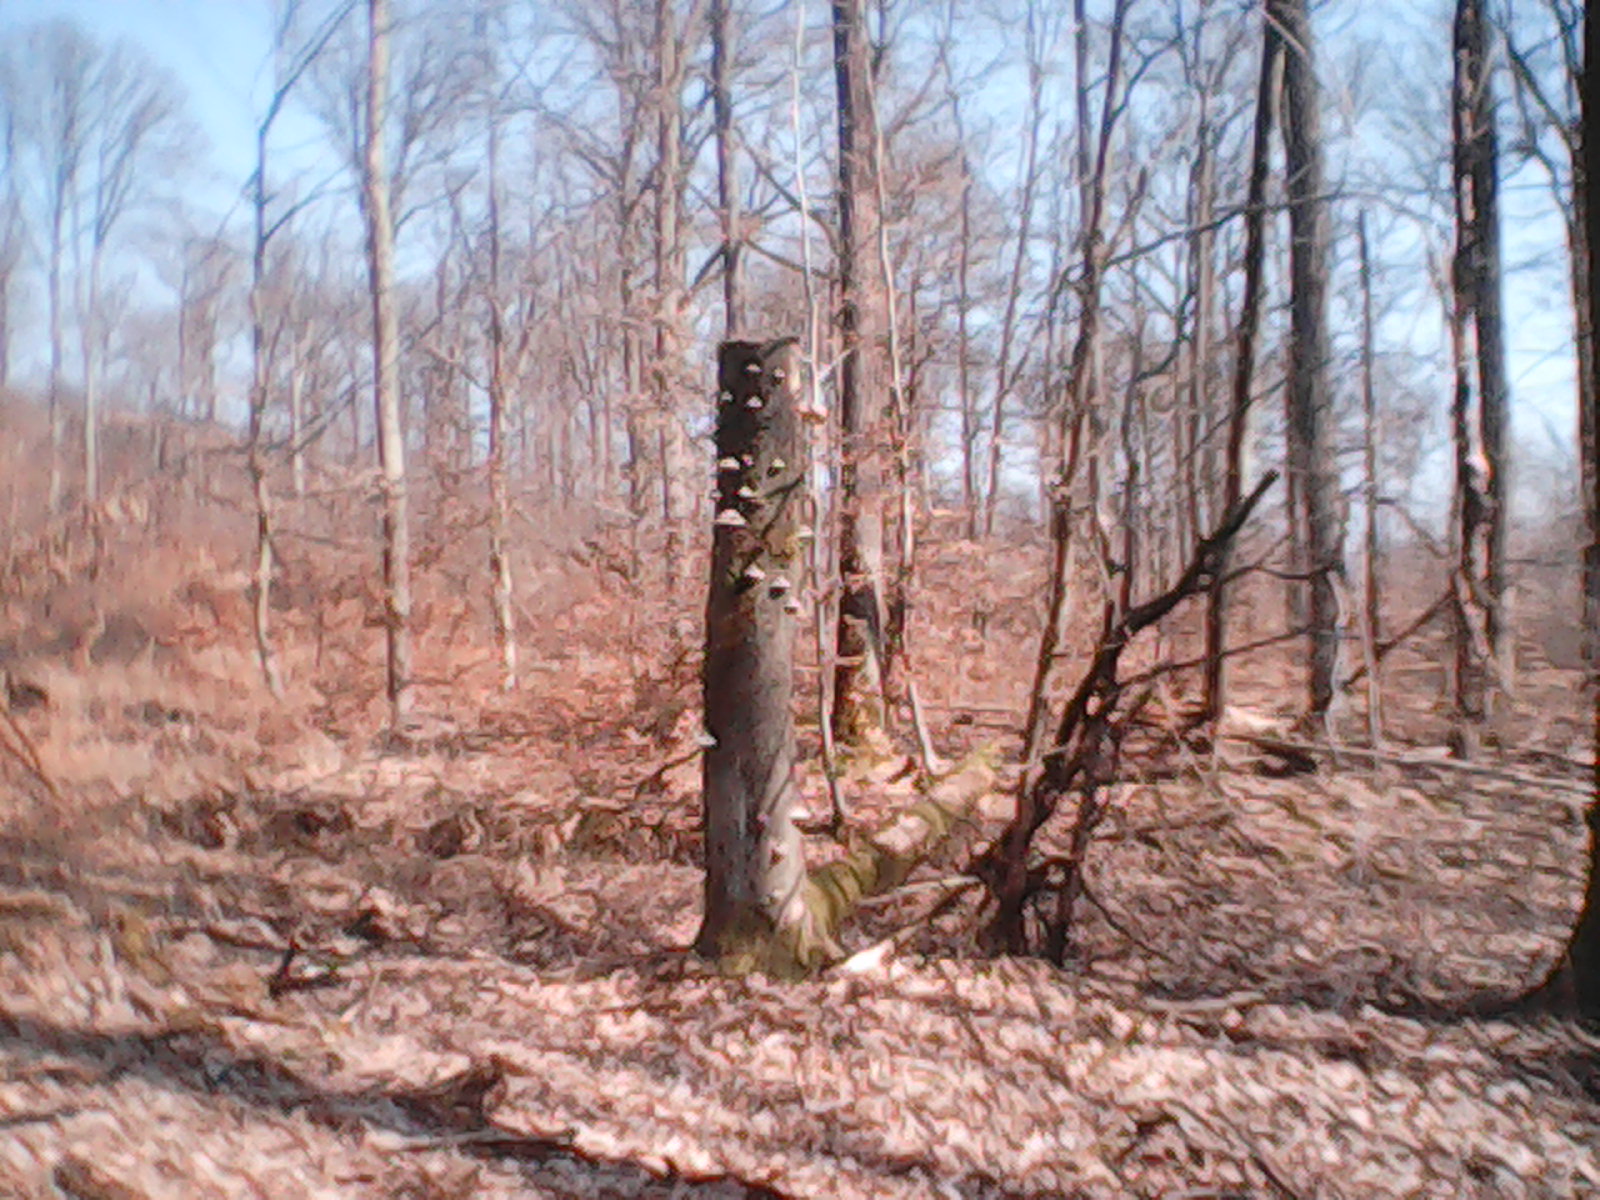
<box><xmin>1</xmin><ymin>479</ymin><xmax>1598</xmax><ymax>1197</ymax></box>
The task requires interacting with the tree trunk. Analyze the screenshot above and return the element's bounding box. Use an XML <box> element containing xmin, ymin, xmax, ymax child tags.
<box><xmin>710</xmin><ymin>0</ymin><xmax>741</xmax><ymax>337</ymax></box>
<box><xmin>47</xmin><ymin>193</ymin><xmax>65</xmax><ymax>515</ymax></box>
<box><xmin>81</xmin><ymin>239</ymin><xmax>104</xmax><ymax>513</ymax></box>
<box><xmin>363</xmin><ymin>0</ymin><xmax>413</xmax><ymax>730</ymax></box>
<box><xmin>696</xmin><ymin>338</ymin><xmax>823</xmax><ymax>975</ymax></box>
<box><xmin>1448</xmin><ymin>0</ymin><xmax>1511</xmax><ymax>757</ymax></box>
<box><xmin>1275</xmin><ymin>0</ymin><xmax>1343</xmax><ymax>723</ymax></box>
<box><xmin>1202</xmin><ymin>10</ymin><xmax>1278</xmax><ymax>722</ymax></box>
<box><xmin>1564</xmin><ymin>0</ymin><xmax>1599</xmax><ymax>1019</ymax></box>
<box><xmin>1357</xmin><ymin>211</ymin><xmax>1383</xmax><ymax>746</ymax></box>
<box><xmin>829</xmin><ymin>0</ymin><xmax>889</xmax><ymax>750</ymax></box>
<box><xmin>485</xmin><ymin>94</ymin><xmax>517</xmax><ymax>692</ymax></box>
<box><xmin>1020</xmin><ymin>0</ymin><xmax>1129</xmax><ymax>762</ymax></box>
<box><xmin>979</xmin><ymin>5</ymin><xmax>1044</xmax><ymax>540</ymax></box>
<box><xmin>248</xmin><ymin>117</ymin><xmax>283</xmax><ymax>698</ymax></box>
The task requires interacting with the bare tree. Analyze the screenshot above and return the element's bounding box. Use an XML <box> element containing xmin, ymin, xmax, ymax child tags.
<box><xmin>696</xmin><ymin>339</ymin><xmax>820</xmax><ymax>973</ymax></box>
<box><xmin>7</xmin><ymin>23</ymin><xmax>91</xmax><ymax>514</ymax></box>
<box><xmin>1448</xmin><ymin>0</ymin><xmax>1511</xmax><ymax>757</ymax></box>
<box><xmin>978</xmin><ymin>0</ymin><xmax>1047</xmax><ymax>540</ymax></box>
<box><xmin>1357</xmin><ymin>211</ymin><xmax>1383</xmax><ymax>745</ymax></box>
<box><xmin>77</xmin><ymin>43</ymin><xmax>186</xmax><ymax>514</ymax></box>
<box><xmin>244</xmin><ymin>0</ymin><xmax>350</xmax><ymax>698</ymax></box>
<box><xmin>482</xmin><ymin>18</ymin><xmax>518</xmax><ymax>692</ymax></box>
<box><xmin>1559</xmin><ymin>0</ymin><xmax>1598</xmax><ymax>1018</ymax></box>
<box><xmin>1274</xmin><ymin>0</ymin><xmax>1344</xmax><ymax>723</ymax></box>
<box><xmin>363</xmin><ymin>0</ymin><xmax>413</xmax><ymax>730</ymax></box>
<box><xmin>1021</xmin><ymin>0</ymin><xmax>1132</xmax><ymax>761</ymax></box>
<box><xmin>829</xmin><ymin>0</ymin><xmax>890</xmax><ymax>750</ymax></box>
<box><xmin>709</xmin><ymin>0</ymin><xmax>741</xmax><ymax>336</ymax></box>
<box><xmin>1201</xmin><ymin>4</ymin><xmax>1279</xmax><ymax>723</ymax></box>
<box><xmin>0</xmin><ymin>94</ymin><xmax>22</xmax><ymax>393</ymax></box>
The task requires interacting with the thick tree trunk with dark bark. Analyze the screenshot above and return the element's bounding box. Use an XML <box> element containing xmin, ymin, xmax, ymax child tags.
<box><xmin>1448</xmin><ymin>0</ymin><xmax>1511</xmax><ymax>757</ymax></box>
<box><xmin>1274</xmin><ymin>0</ymin><xmax>1343</xmax><ymax>722</ymax></box>
<box><xmin>1566</xmin><ymin>0</ymin><xmax>1600</xmax><ymax>1018</ymax></box>
<box><xmin>696</xmin><ymin>339</ymin><xmax>824</xmax><ymax>975</ymax></box>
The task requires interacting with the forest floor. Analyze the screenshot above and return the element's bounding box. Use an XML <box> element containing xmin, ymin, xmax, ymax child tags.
<box><xmin>2</xmin><ymin>509</ymin><xmax>1599</xmax><ymax>1199</ymax></box>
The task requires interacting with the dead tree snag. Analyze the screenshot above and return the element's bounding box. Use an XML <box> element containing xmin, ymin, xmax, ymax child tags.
<box><xmin>696</xmin><ymin>338</ymin><xmax>825</xmax><ymax>975</ymax></box>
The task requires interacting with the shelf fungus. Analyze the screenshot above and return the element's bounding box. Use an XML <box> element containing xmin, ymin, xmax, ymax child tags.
<box><xmin>742</xmin><ymin>563</ymin><xmax>767</xmax><ymax>584</ymax></box>
<box><xmin>717</xmin><ymin>456</ymin><xmax>741</xmax><ymax>472</ymax></box>
<box><xmin>767</xmin><ymin>576</ymin><xmax>792</xmax><ymax>596</ymax></box>
<box><xmin>714</xmin><ymin>508</ymin><xmax>748</xmax><ymax>528</ymax></box>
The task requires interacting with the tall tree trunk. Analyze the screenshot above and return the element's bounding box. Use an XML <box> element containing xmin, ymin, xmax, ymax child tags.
<box><xmin>1202</xmin><ymin>9</ymin><xmax>1279</xmax><ymax>723</ymax></box>
<box><xmin>1181</xmin><ymin>101</ymin><xmax>1217</xmax><ymax>554</ymax></box>
<box><xmin>248</xmin><ymin>116</ymin><xmax>283</xmax><ymax>698</ymax></box>
<box><xmin>1021</xmin><ymin>0</ymin><xmax>1129</xmax><ymax>762</ymax></box>
<box><xmin>979</xmin><ymin>4</ymin><xmax>1045</xmax><ymax>540</ymax></box>
<box><xmin>1357</xmin><ymin>211</ymin><xmax>1383</xmax><ymax>746</ymax></box>
<box><xmin>696</xmin><ymin>338</ymin><xmax>824</xmax><ymax>975</ymax></box>
<box><xmin>1563</xmin><ymin>0</ymin><xmax>1599</xmax><ymax>1019</ymax></box>
<box><xmin>1448</xmin><ymin>0</ymin><xmax>1511</xmax><ymax>757</ymax></box>
<box><xmin>363</xmin><ymin>0</ymin><xmax>413</xmax><ymax>730</ymax></box>
<box><xmin>47</xmin><ymin>193</ymin><xmax>66</xmax><ymax>515</ymax></box>
<box><xmin>829</xmin><ymin>0</ymin><xmax>889</xmax><ymax>750</ymax></box>
<box><xmin>652</xmin><ymin>0</ymin><xmax>687</xmax><ymax>596</ymax></box>
<box><xmin>485</xmin><ymin>93</ymin><xmax>517</xmax><ymax>692</ymax></box>
<box><xmin>710</xmin><ymin>0</ymin><xmax>741</xmax><ymax>337</ymax></box>
<box><xmin>81</xmin><ymin>239</ymin><xmax>104</xmax><ymax>514</ymax></box>
<box><xmin>1275</xmin><ymin>0</ymin><xmax>1343</xmax><ymax>723</ymax></box>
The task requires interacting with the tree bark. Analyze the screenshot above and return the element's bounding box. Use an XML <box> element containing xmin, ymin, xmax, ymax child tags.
<box><xmin>485</xmin><ymin>86</ymin><xmax>517</xmax><ymax>693</ymax></box>
<box><xmin>363</xmin><ymin>0</ymin><xmax>413</xmax><ymax>730</ymax></box>
<box><xmin>829</xmin><ymin>0</ymin><xmax>889</xmax><ymax>750</ymax></box>
<box><xmin>1565</xmin><ymin>0</ymin><xmax>1599</xmax><ymax>1019</ymax></box>
<box><xmin>979</xmin><ymin>2</ymin><xmax>1045</xmax><ymax>540</ymax></box>
<box><xmin>696</xmin><ymin>338</ymin><xmax>822</xmax><ymax>975</ymax></box>
<box><xmin>1357</xmin><ymin>211</ymin><xmax>1383</xmax><ymax>746</ymax></box>
<box><xmin>1274</xmin><ymin>0</ymin><xmax>1343</xmax><ymax>723</ymax></box>
<box><xmin>1448</xmin><ymin>0</ymin><xmax>1510</xmax><ymax>757</ymax></box>
<box><xmin>1021</xmin><ymin>0</ymin><xmax>1130</xmax><ymax>762</ymax></box>
<box><xmin>1202</xmin><ymin>11</ymin><xmax>1278</xmax><ymax>722</ymax></box>
<box><xmin>248</xmin><ymin>114</ymin><xmax>283</xmax><ymax>698</ymax></box>
<box><xmin>710</xmin><ymin>0</ymin><xmax>741</xmax><ymax>337</ymax></box>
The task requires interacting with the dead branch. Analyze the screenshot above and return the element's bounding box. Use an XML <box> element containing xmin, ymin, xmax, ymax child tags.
<box><xmin>981</xmin><ymin>470</ymin><xmax>1279</xmax><ymax>957</ymax></box>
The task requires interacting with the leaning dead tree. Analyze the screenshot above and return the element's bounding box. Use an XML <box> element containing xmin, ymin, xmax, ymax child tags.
<box><xmin>696</xmin><ymin>340</ymin><xmax>995</xmax><ymax>977</ymax></box>
<box><xmin>981</xmin><ymin>472</ymin><xmax>1279</xmax><ymax>960</ymax></box>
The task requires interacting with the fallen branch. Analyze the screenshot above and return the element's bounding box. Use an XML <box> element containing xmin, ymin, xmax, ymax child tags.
<box><xmin>0</xmin><ymin>706</ymin><xmax>63</xmax><ymax>804</ymax></box>
<box><xmin>804</xmin><ymin>748</ymin><xmax>999</xmax><ymax>949</ymax></box>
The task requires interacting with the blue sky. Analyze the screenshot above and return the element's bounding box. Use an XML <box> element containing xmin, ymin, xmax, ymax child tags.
<box><xmin>4</xmin><ymin>0</ymin><xmax>274</xmax><ymax>195</ymax></box>
<box><xmin>0</xmin><ymin>0</ymin><xmax>1582</xmax><ymax>511</ymax></box>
